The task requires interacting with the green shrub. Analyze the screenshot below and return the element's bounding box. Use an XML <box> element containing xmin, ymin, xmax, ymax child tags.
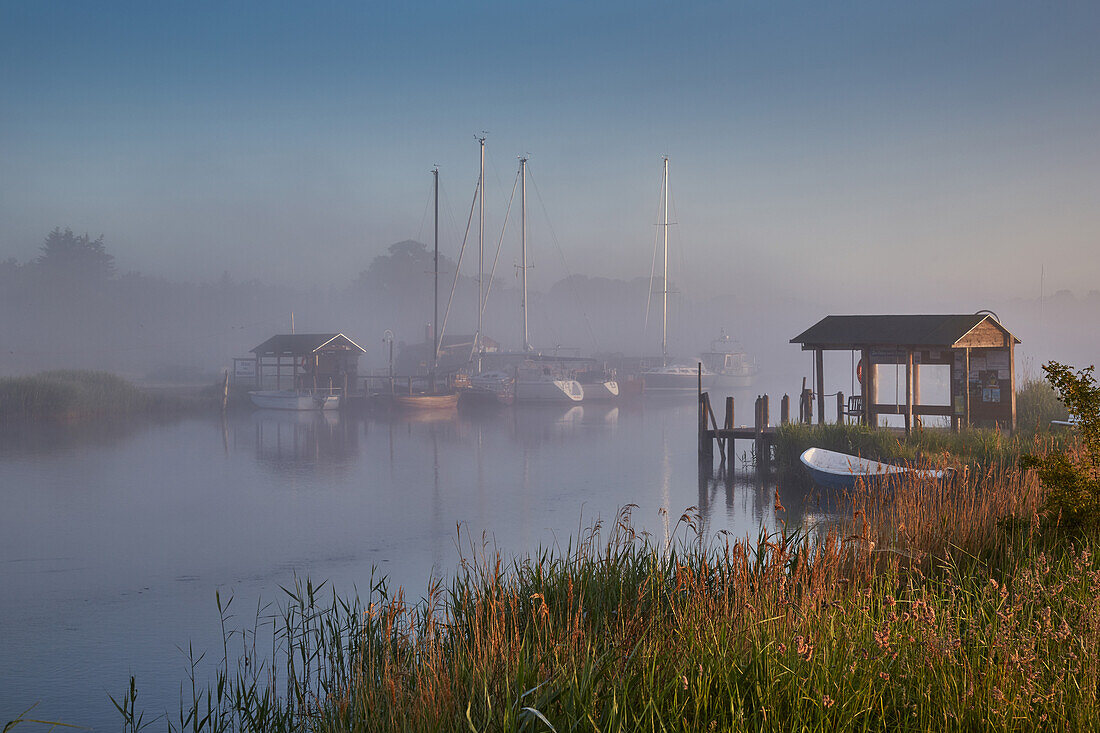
<box><xmin>1020</xmin><ymin>362</ymin><xmax>1100</xmax><ymax>529</ymax></box>
<box><xmin>1016</xmin><ymin>377</ymin><xmax>1069</xmax><ymax>430</ymax></box>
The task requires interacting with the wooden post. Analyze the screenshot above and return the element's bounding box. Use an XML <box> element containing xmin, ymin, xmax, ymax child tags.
<box><xmin>222</xmin><ymin>369</ymin><xmax>229</xmax><ymax>412</ymax></box>
<box><xmin>815</xmin><ymin>348</ymin><xmax>825</xmax><ymax>425</ymax></box>
<box><xmin>799</xmin><ymin>377</ymin><xmax>807</xmax><ymax>423</ymax></box>
<box><xmin>724</xmin><ymin>396</ymin><xmax>734</xmax><ymax>456</ymax></box>
<box><xmin>912</xmin><ymin>360</ymin><xmax>921</xmax><ymax>429</ymax></box>
<box><xmin>904</xmin><ymin>349</ymin><xmax>913</xmax><ymax>435</ymax></box>
<box><xmin>781</xmin><ymin>394</ymin><xmax>790</xmax><ymax>425</ymax></box>
<box><xmin>754</xmin><ymin>396</ymin><xmax>764</xmax><ymax>466</ymax></box>
<box><xmin>837</xmin><ymin>391</ymin><xmax>844</xmax><ymax>425</ymax></box>
<box><xmin>1009</xmin><ymin>341</ymin><xmax>1017</xmax><ymax>431</ymax></box>
<box><xmin>964</xmin><ymin>347</ymin><xmax>971</xmax><ymax>429</ymax></box>
<box><xmin>861</xmin><ymin>348</ymin><xmax>872</xmax><ymax>426</ymax></box>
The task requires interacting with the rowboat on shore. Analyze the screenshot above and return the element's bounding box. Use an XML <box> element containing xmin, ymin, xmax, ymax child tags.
<box><xmin>799</xmin><ymin>447</ymin><xmax>951</xmax><ymax>491</ymax></box>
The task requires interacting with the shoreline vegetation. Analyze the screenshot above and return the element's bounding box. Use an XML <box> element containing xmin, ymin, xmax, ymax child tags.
<box><xmin>0</xmin><ymin>370</ymin><xmax>223</xmax><ymax>421</ymax></box>
<box><xmin>113</xmin><ymin>462</ymin><xmax>1096</xmax><ymax>732</ymax></box>
<box><xmin>102</xmin><ymin>370</ymin><xmax>1096</xmax><ymax>732</ymax></box>
<box><xmin>6</xmin><ymin>365</ymin><xmax>1093</xmax><ymax>731</ymax></box>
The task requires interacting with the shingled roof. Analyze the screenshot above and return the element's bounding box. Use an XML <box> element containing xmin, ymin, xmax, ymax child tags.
<box><xmin>791</xmin><ymin>314</ymin><xmax>1019</xmax><ymax>349</ymax></box>
<box><xmin>251</xmin><ymin>333</ymin><xmax>366</xmax><ymax>356</ymax></box>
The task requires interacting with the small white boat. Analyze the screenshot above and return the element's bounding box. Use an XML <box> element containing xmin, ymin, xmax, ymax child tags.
<box><xmin>799</xmin><ymin>447</ymin><xmax>951</xmax><ymax>491</ymax></box>
<box><xmin>249</xmin><ymin>390</ymin><xmax>338</xmax><ymax>411</ymax></box>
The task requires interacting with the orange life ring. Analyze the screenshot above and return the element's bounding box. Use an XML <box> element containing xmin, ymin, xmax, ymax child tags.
<box><xmin>856</xmin><ymin>359</ymin><xmax>864</xmax><ymax>382</ymax></box>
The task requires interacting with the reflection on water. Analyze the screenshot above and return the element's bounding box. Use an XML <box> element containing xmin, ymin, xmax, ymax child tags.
<box><xmin>247</xmin><ymin>409</ymin><xmax>360</xmax><ymax>471</ymax></box>
<box><xmin>0</xmin><ymin>399</ymin><xmax>805</xmax><ymax>730</ymax></box>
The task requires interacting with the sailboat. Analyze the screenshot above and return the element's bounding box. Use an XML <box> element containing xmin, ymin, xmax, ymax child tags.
<box><xmin>393</xmin><ymin>167</ymin><xmax>459</xmax><ymax>412</ymax></box>
<box><xmin>509</xmin><ymin>157</ymin><xmax>587</xmax><ymax>404</ymax></box>
<box><xmin>641</xmin><ymin>157</ymin><xmax>716</xmax><ymax>393</ymax></box>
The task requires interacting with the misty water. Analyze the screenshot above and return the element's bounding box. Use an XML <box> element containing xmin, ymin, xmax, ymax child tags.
<box><xmin>0</xmin><ymin>393</ymin><xmax>835</xmax><ymax>730</ymax></box>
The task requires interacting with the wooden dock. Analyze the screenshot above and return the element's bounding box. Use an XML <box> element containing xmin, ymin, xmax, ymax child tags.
<box><xmin>696</xmin><ymin>364</ymin><xmax>838</xmax><ymax>469</ymax></box>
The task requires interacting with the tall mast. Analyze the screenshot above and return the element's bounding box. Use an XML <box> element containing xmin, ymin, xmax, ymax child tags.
<box><xmin>520</xmin><ymin>156</ymin><xmax>530</xmax><ymax>352</ymax></box>
<box><xmin>433</xmin><ymin>166</ymin><xmax>440</xmax><ymax>371</ymax></box>
<box><xmin>662</xmin><ymin>156</ymin><xmax>669</xmax><ymax>362</ymax></box>
<box><xmin>476</xmin><ymin>135</ymin><xmax>486</xmax><ymax>369</ymax></box>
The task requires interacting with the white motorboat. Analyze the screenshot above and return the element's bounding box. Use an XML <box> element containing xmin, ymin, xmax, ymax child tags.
<box><xmin>701</xmin><ymin>331</ymin><xmax>758</xmax><ymax>389</ymax></box>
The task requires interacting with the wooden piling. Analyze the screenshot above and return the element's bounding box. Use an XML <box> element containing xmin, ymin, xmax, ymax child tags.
<box><xmin>221</xmin><ymin>369</ymin><xmax>229</xmax><ymax>413</ymax></box>
<box><xmin>781</xmin><ymin>394</ymin><xmax>790</xmax><ymax>425</ymax></box>
<box><xmin>837</xmin><ymin>391</ymin><xmax>844</xmax><ymax>425</ymax></box>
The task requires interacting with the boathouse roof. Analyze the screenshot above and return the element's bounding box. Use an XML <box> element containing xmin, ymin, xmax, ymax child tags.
<box><xmin>251</xmin><ymin>333</ymin><xmax>366</xmax><ymax>357</ymax></box>
<box><xmin>790</xmin><ymin>313</ymin><xmax>1020</xmax><ymax>350</ymax></box>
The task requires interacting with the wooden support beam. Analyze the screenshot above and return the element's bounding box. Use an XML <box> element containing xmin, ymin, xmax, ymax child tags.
<box><xmin>861</xmin><ymin>348</ymin><xmax>871</xmax><ymax>426</ymax></box>
<box><xmin>815</xmin><ymin>348</ymin><xmax>825</xmax><ymax>425</ymax></box>
<box><xmin>1009</xmin><ymin>341</ymin><xmax>1017</xmax><ymax>431</ymax></box>
<box><xmin>837</xmin><ymin>391</ymin><xmax>845</xmax><ymax>425</ymax></box>
<box><xmin>904</xmin><ymin>349</ymin><xmax>913</xmax><ymax>435</ymax></box>
<box><xmin>964</xmin><ymin>347</ymin><xmax>971</xmax><ymax>429</ymax></box>
<box><xmin>913</xmin><ymin>362</ymin><xmax>921</xmax><ymax>429</ymax></box>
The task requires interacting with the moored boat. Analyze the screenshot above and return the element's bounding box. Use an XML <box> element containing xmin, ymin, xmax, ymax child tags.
<box><xmin>249</xmin><ymin>390</ymin><xmax>337</xmax><ymax>410</ymax></box>
<box><xmin>701</xmin><ymin>331</ymin><xmax>758</xmax><ymax>389</ymax></box>
<box><xmin>392</xmin><ymin>392</ymin><xmax>459</xmax><ymax>411</ymax></box>
<box><xmin>515</xmin><ymin>362</ymin><xmax>583</xmax><ymax>403</ymax></box>
<box><xmin>641</xmin><ymin>363</ymin><xmax>716</xmax><ymax>392</ymax></box>
<box><xmin>799</xmin><ymin>447</ymin><xmax>951</xmax><ymax>491</ymax></box>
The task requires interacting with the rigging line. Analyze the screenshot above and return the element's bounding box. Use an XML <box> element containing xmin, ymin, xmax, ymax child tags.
<box><xmin>413</xmin><ymin>177</ymin><xmax>434</xmax><ymax>244</ymax></box>
<box><xmin>438</xmin><ymin>177</ymin><xmax>480</xmax><ymax>360</ymax></box>
<box><xmin>528</xmin><ymin>168</ymin><xmax>601</xmax><ymax>353</ymax></box>
<box><xmin>480</xmin><ymin>167</ymin><xmax>520</xmax><ymax>322</ymax></box>
<box><xmin>643</xmin><ymin>163</ymin><xmax>665</xmax><ymax>337</ymax></box>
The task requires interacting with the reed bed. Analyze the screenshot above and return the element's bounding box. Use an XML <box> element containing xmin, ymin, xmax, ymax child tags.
<box><xmin>105</xmin><ymin>450</ymin><xmax>1100</xmax><ymax>733</ymax></box>
<box><xmin>0</xmin><ymin>370</ymin><xmax>212</xmax><ymax>420</ymax></box>
<box><xmin>773</xmin><ymin>421</ymin><xmax>1070</xmax><ymax>473</ymax></box>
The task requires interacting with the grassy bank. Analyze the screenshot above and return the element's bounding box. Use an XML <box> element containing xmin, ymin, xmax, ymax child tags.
<box><xmin>0</xmin><ymin>370</ymin><xmax>218</xmax><ymax>420</ymax></box>
<box><xmin>105</xmin><ymin>447</ymin><xmax>1100</xmax><ymax>732</ymax></box>
<box><xmin>772</xmin><ymin>421</ymin><xmax>1069</xmax><ymax>474</ymax></box>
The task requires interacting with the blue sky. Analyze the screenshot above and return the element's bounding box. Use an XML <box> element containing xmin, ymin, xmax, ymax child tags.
<box><xmin>2</xmin><ymin>0</ymin><xmax>1098</xmax><ymax>302</ymax></box>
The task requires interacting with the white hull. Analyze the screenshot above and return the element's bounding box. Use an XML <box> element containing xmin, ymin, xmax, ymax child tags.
<box><xmin>515</xmin><ymin>378</ymin><xmax>584</xmax><ymax>403</ymax></box>
<box><xmin>249</xmin><ymin>390</ymin><xmax>337</xmax><ymax>410</ymax></box>
<box><xmin>580</xmin><ymin>380</ymin><xmax>619</xmax><ymax>401</ymax></box>
<box><xmin>642</xmin><ymin>366</ymin><xmax>716</xmax><ymax>392</ymax></box>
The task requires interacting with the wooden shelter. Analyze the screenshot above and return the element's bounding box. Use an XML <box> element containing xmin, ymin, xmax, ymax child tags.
<box><xmin>791</xmin><ymin>313</ymin><xmax>1020</xmax><ymax>433</ymax></box>
<box><xmin>247</xmin><ymin>333</ymin><xmax>366</xmax><ymax>393</ymax></box>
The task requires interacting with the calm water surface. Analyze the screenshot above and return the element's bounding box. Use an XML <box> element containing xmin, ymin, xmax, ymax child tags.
<box><xmin>0</xmin><ymin>396</ymin><xmax>820</xmax><ymax>729</ymax></box>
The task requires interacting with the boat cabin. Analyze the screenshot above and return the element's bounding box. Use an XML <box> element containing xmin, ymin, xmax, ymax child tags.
<box><xmin>243</xmin><ymin>333</ymin><xmax>366</xmax><ymax>393</ymax></box>
<box><xmin>790</xmin><ymin>313</ymin><xmax>1021</xmax><ymax>433</ymax></box>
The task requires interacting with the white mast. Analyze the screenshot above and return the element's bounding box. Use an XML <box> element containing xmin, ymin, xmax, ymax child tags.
<box><xmin>476</xmin><ymin>135</ymin><xmax>486</xmax><ymax>370</ymax></box>
<box><xmin>520</xmin><ymin>156</ymin><xmax>530</xmax><ymax>352</ymax></box>
<box><xmin>432</xmin><ymin>166</ymin><xmax>440</xmax><ymax>372</ymax></box>
<box><xmin>661</xmin><ymin>155</ymin><xmax>669</xmax><ymax>362</ymax></box>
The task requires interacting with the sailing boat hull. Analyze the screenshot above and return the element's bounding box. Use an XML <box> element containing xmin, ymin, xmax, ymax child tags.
<box><xmin>515</xmin><ymin>378</ymin><xmax>584</xmax><ymax>403</ymax></box>
<box><xmin>641</xmin><ymin>368</ymin><xmax>717</xmax><ymax>392</ymax></box>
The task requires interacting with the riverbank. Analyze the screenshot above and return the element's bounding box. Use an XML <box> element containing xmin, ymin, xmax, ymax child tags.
<box><xmin>0</xmin><ymin>370</ymin><xmax>222</xmax><ymax>421</ymax></box>
<box><xmin>104</xmin><ymin>437</ymin><xmax>1100</xmax><ymax>732</ymax></box>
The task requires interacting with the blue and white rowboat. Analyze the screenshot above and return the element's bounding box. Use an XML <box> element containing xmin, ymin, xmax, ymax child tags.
<box><xmin>799</xmin><ymin>447</ymin><xmax>951</xmax><ymax>491</ymax></box>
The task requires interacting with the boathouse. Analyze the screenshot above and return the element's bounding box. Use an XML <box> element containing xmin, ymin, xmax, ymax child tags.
<box><xmin>790</xmin><ymin>313</ymin><xmax>1020</xmax><ymax>432</ymax></box>
<box><xmin>242</xmin><ymin>333</ymin><xmax>366</xmax><ymax>393</ymax></box>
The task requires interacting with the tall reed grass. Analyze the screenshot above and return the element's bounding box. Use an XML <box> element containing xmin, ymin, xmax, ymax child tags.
<box><xmin>109</xmin><ymin>451</ymin><xmax>1100</xmax><ymax>732</ymax></box>
<box><xmin>0</xmin><ymin>370</ymin><xmax>209</xmax><ymax>420</ymax></box>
